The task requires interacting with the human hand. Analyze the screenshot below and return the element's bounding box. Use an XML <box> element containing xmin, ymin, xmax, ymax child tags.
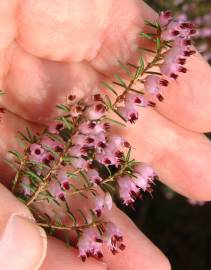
<box><xmin>0</xmin><ymin>0</ymin><xmax>211</xmax><ymax>269</ymax></box>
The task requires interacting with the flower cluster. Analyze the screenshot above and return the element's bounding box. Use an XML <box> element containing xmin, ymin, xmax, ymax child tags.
<box><xmin>78</xmin><ymin>222</ymin><xmax>125</xmax><ymax>261</ymax></box>
<box><xmin>194</xmin><ymin>12</ymin><xmax>211</xmax><ymax>62</ymax></box>
<box><xmin>7</xmin><ymin>11</ymin><xmax>196</xmax><ymax>262</ymax></box>
<box><xmin>147</xmin><ymin>0</ymin><xmax>211</xmax><ymax>63</ymax></box>
<box><xmin>12</xmin><ymin>92</ymin><xmax>155</xmax><ymax>261</ymax></box>
<box><xmin>160</xmin><ymin>11</ymin><xmax>196</xmax><ymax>78</ymax></box>
<box><xmin>114</xmin><ymin>11</ymin><xmax>196</xmax><ymax>124</ymax></box>
<box><xmin>118</xmin><ymin>163</ymin><xmax>155</xmax><ymax>205</ymax></box>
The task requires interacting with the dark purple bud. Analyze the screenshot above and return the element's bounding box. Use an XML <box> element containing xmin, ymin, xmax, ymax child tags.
<box><xmin>172</xmin><ymin>30</ymin><xmax>180</xmax><ymax>36</ymax></box>
<box><xmin>63</xmin><ymin>182</ymin><xmax>70</xmax><ymax>190</ymax></box>
<box><xmin>93</xmin><ymin>94</ymin><xmax>102</xmax><ymax>101</ymax></box>
<box><xmin>160</xmin><ymin>79</ymin><xmax>169</xmax><ymax>86</ymax></box>
<box><xmin>178</xmin><ymin>66</ymin><xmax>187</xmax><ymax>73</ymax></box>
<box><xmin>58</xmin><ymin>193</ymin><xmax>65</xmax><ymax>201</ymax></box>
<box><xmin>157</xmin><ymin>94</ymin><xmax>164</xmax><ymax>102</ymax></box>
<box><xmin>170</xmin><ymin>73</ymin><xmax>178</xmax><ymax>80</ymax></box>
<box><xmin>178</xmin><ymin>58</ymin><xmax>186</xmax><ymax>65</ymax></box>
<box><xmin>35</xmin><ymin>148</ymin><xmax>41</xmax><ymax>155</ymax></box>
<box><xmin>56</xmin><ymin>123</ymin><xmax>64</xmax><ymax>131</ymax></box>
<box><xmin>68</xmin><ymin>94</ymin><xmax>76</xmax><ymax>101</ymax></box>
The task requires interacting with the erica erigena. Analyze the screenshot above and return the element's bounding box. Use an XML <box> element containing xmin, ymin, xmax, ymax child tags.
<box><xmin>8</xmin><ymin>11</ymin><xmax>196</xmax><ymax>261</ymax></box>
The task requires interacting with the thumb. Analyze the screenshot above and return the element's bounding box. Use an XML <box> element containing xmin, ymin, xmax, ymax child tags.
<box><xmin>0</xmin><ymin>183</ymin><xmax>47</xmax><ymax>270</ymax></box>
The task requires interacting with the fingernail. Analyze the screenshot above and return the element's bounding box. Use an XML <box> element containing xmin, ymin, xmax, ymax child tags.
<box><xmin>0</xmin><ymin>215</ymin><xmax>47</xmax><ymax>270</ymax></box>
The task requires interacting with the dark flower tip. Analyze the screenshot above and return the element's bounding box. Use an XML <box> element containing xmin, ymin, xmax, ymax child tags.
<box><xmin>178</xmin><ymin>58</ymin><xmax>186</xmax><ymax>65</ymax></box>
<box><xmin>86</xmin><ymin>137</ymin><xmax>95</xmax><ymax>144</ymax></box>
<box><xmin>148</xmin><ymin>101</ymin><xmax>156</xmax><ymax>107</ymax></box>
<box><xmin>88</xmin><ymin>122</ymin><xmax>96</xmax><ymax>129</ymax></box>
<box><xmin>163</xmin><ymin>11</ymin><xmax>172</xmax><ymax>18</ymax></box>
<box><xmin>34</xmin><ymin>148</ymin><xmax>41</xmax><ymax>155</ymax></box>
<box><xmin>81</xmin><ymin>256</ymin><xmax>86</xmax><ymax>262</ymax></box>
<box><xmin>184</xmin><ymin>50</ymin><xmax>196</xmax><ymax>57</ymax></box>
<box><xmin>172</xmin><ymin>30</ymin><xmax>180</xmax><ymax>36</ymax></box>
<box><xmin>103</xmin><ymin>122</ymin><xmax>110</xmax><ymax>131</ymax></box>
<box><xmin>124</xmin><ymin>141</ymin><xmax>131</xmax><ymax>148</ymax></box>
<box><xmin>95</xmin><ymin>237</ymin><xmax>103</xmax><ymax>243</ymax></box>
<box><xmin>56</xmin><ymin>123</ymin><xmax>64</xmax><ymax>131</ymax></box>
<box><xmin>0</xmin><ymin>107</ymin><xmax>5</xmax><ymax>113</ymax></box>
<box><xmin>93</xmin><ymin>94</ymin><xmax>102</xmax><ymax>101</ymax></box>
<box><xmin>170</xmin><ymin>73</ymin><xmax>178</xmax><ymax>80</ymax></box>
<box><xmin>58</xmin><ymin>193</ymin><xmax>65</xmax><ymax>201</ymax></box>
<box><xmin>179</xmin><ymin>66</ymin><xmax>187</xmax><ymax>73</ymax></box>
<box><xmin>95</xmin><ymin>103</ymin><xmax>106</xmax><ymax>113</ymax></box>
<box><xmin>119</xmin><ymin>244</ymin><xmax>126</xmax><ymax>250</ymax></box>
<box><xmin>157</xmin><ymin>94</ymin><xmax>164</xmax><ymax>102</ymax></box>
<box><xmin>129</xmin><ymin>113</ymin><xmax>138</xmax><ymax>124</ymax></box>
<box><xmin>68</xmin><ymin>94</ymin><xmax>76</xmax><ymax>101</ymax></box>
<box><xmin>95</xmin><ymin>209</ymin><xmax>102</xmax><ymax>217</ymax></box>
<box><xmin>63</xmin><ymin>182</ymin><xmax>70</xmax><ymax>190</ymax></box>
<box><xmin>55</xmin><ymin>145</ymin><xmax>63</xmax><ymax>152</ymax></box>
<box><xmin>160</xmin><ymin>79</ymin><xmax>169</xmax><ymax>86</ymax></box>
<box><xmin>97</xmin><ymin>252</ymin><xmax>103</xmax><ymax>259</ymax></box>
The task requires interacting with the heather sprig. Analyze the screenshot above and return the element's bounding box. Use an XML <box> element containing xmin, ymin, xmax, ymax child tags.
<box><xmin>7</xmin><ymin>11</ymin><xmax>196</xmax><ymax>262</ymax></box>
<box><xmin>147</xmin><ymin>0</ymin><xmax>211</xmax><ymax>63</ymax></box>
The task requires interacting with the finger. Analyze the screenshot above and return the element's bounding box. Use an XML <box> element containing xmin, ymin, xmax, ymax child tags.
<box><xmin>16</xmin><ymin>0</ymin><xmax>155</xmax><ymax>64</ymax></box>
<box><xmin>17</xmin><ymin>0</ymin><xmax>211</xmax><ymax>132</ymax></box>
<box><xmin>41</xmin><ymin>237</ymin><xmax>107</xmax><ymax>270</ymax></box>
<box><xmin>38</xmin><ymin>202</ymin><xmax>170</xmax><ymax>270</ymax></box>
<box><xmin>113</xmin><ymin>106</ymin><xmax>211</xmax><ymax>201</ymax></box>
<box><xmin>1</xmin><ymin>99</ymin><xmax>211</xmax><ymax>202</ymax></box>
<box><xmin>90</xmin><ymin>0</ymin><xmax>211</xmax><ymax>132</ymax></box>
<box><xmin>0</xmin><ymin>183</ymin><xmax>47</xmax><ymax>270</ymax></box>
<box><xmin>0</xmin><ymin>43</ymin><xmax>101</xmax><ymax>123</ymax></box>
<box><xmin>35</xmin><ymin>178</ymin><xmax>169</xmax><ymax>270</ymax></box>
<box><xmin>155</xmin><ymin>51</ymin><xmax>211</xmax><ymax>132</ymax></box>
<box><xmin>102</xmin><ymin>205</ymin><xmax>170</xmax><ymax>270</ymax></box>
<box><xmin>0</xmin><ymin>0</ymin><xmax>153</xmax><ymax>123</ymax></box>
<box><xmin>0</xmin><ymin>110</ymin><xmax>170</xmax><ymax>270</ymax></box>
<box><xmin>17</xmin><ymin>0</ymin><xmax>112</xmax><ymax>62</ymax></box>
<box><xmin>2</xmin><ymin>0</ymin><xmax>210</xmax><ymax>132</ymax></box>
<box><xmin>89</xmin><ymin>0</ymin><xmax>211</xmax><ymax>132</ymax></box>
<box><xmin>0</xmin><ymin>0</ymin><xmax>19</xmax><ymax>50</ymax></box>
<box><xmin>0</xmin><ymin>111</ymin><xmax>106</xmax><ymax>270</ymax></box>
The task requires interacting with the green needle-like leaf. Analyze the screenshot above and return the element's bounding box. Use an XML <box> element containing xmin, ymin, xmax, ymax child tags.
<box><xmin>117</xmin><ymin>60</ymin><xmax>132</xmax><ymax>77</ymax></box>
<box><xmin>114</xmin><ymin>74</ymin><xmax>127</xmax><ymax>87</ymax></box>
<box><xmin>134</xmin><ymin>56</ymin><xmax>145</xmax><ymax>80</ymax></box>
<box><xmin>101</xmin><ymin>81</ymin><xmax>118</xmax><ymax>96</ymax></box>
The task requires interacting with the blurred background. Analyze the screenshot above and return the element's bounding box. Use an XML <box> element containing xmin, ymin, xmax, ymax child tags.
<box><xmin>122</xmin><ymin>1</ymin><xmax>211</xmax><ymax>269</ymax></box>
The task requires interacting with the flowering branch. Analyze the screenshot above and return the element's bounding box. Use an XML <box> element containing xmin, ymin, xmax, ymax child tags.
<box><xmin>37</xmin><ymin>219</ymin><xmax>104</xmax><ymax>232</ymax></box>
<box><xmin>7</xmin><ymin>11</ymin><xmax>196</xmax><ymax>262</ymax></box>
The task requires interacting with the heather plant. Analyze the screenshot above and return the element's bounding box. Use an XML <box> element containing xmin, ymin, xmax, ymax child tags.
<box><xmin>146</xmin><ymin>0</ymin><xmax>211</xmax><ymax>63</ymax></box>
<box><xmin>6</xmin><ymin>11</ymin><xmax>196</xmax><ymax>262</ymax></box>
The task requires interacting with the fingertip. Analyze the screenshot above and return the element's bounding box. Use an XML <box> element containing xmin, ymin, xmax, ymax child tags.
<box><xmin>103</xmin><ymin>206</ymin><xmax>171</xmax><ymax>270</ymax></box>
<box><xmin>0</xmin><ymin>184</ymin><xmax>47</xmax><ymax>270</ymax></box>
<box><xmin>0</xmin><ymin>215</ymin><xmax>47</xmax><ymax>270</ymax></box>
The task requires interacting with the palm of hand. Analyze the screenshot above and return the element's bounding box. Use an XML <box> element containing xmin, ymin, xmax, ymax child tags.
<box><xmin>0</xmin><ymin>1</ymin><xmax>211</xmax><ymax>269</ymax></box>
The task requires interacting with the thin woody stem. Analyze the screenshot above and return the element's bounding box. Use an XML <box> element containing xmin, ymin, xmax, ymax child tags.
<box><xmin>37</xmin><ymin>219</ymin><xmax>104</xmax><ymax>232</ymax></box>
<box><xmin>11</xmin><ymin>150</ymin><xmax>29</xmax><ymax>192</ymax></box>
<box><xmin>112</xmin><ymin>81</ymin><xmax>144</xmax><ymax>94</ymax></box>
<box><xmin>102</xmin><ymin>162</ymin><xmax>129</xmax><ymax>184</ymax></box>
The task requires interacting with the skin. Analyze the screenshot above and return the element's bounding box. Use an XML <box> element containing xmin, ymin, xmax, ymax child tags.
<box><xmin>0</xmin><ymin>0</ymin><xmax>210</xmax><ymax>269</ymax></box>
